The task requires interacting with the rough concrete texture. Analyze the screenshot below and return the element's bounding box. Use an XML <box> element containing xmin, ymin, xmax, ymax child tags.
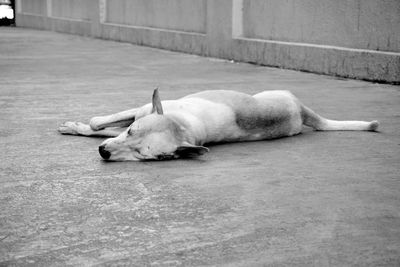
<box><xmin>1</xmin><ymin>27</ymin><xmax>399</xmax><ymax>266</ymax></box>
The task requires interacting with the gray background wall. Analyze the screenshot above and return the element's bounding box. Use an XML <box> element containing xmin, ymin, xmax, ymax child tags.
<box><xmin>15</xmin><ymin>0</ymin><xmax>400</xmax><ymax>83</ymax></box>
<box><xmin>242</xmin><ymin>0</ymin><xmax>399</xmax><ymax>52</ymax></box>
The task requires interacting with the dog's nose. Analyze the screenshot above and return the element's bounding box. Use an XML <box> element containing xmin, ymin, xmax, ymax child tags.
<box><xmin>99</xmin><ymin>144</ymin><xmax>111</xmax><ymax>160</ymax></box>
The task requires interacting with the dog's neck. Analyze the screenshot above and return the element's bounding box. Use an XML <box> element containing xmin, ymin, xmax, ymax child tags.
<box><xmin>166</xmin><ymin>112</ymin><xmax>207</xmax><ymax>146</ymax></box>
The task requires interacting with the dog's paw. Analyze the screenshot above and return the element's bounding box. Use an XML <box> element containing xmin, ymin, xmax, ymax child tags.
<box><xmin>369</xmin><ymin>120</ymin><xmax>379</xmax><ymax>132</ymax></box>
<box><xmin>58</xmin><ymin>121</ymin><xmax>80</xmax><ymax>135</ymax></box>
<box><xmin>58</xmin><ymin>121</ymin><xmax>88</xmax><ymax>135</ymax></box>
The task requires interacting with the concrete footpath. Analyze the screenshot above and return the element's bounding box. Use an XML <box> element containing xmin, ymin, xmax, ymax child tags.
<box><xmin>1</xmin><ymin>27</ymin><xmax>399</xmax><ymax>266</ymax></box>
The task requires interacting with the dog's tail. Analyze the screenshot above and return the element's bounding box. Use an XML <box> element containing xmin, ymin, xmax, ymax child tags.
<box><xmin>300</xmin><ymin>105</ymin><xmax>379</xmax><ymax>131</ymax></box>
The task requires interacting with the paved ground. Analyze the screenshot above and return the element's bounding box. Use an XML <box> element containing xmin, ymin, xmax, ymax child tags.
<box><xmin>0</xmin><ymin>27</ymin><xmax>399</xmax><ymax>266</ymax></box>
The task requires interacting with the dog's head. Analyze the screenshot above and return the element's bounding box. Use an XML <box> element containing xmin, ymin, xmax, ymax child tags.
<box><xmin>98</xmin><ymin>89</ymin><xmax>209</xmax><ymax>161</ymax></box>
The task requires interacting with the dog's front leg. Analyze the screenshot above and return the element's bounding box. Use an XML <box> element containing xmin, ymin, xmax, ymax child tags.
<box><xmin>89</xmin><ymin>108</ymin><xmax>138</xmax><ymax>130</ymax></box>
<box><xmin>58</xmin><ymin>122</ymin><xmax>125</xmax><ymax>137</ymax></box>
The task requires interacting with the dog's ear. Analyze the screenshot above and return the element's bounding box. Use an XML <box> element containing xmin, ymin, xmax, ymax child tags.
<box><xmin>175</xmin><ymin>142</ymin><xmax>209</xmax><ymax>158</ymax></box>
<box><xmin>151</xmin><ymin>88</ymin><xmax>164</xmax><ymax>115</ymax></box>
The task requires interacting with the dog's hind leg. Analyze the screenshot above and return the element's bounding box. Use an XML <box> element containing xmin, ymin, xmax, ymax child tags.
<box><xmin>89</xmin><ymin>108</ymin><xmax>138</xmax><ymax>130</ymax></box>
<box><xmin>58</xmin><ymin>122</ymin><xmax>125</xmax><ymax>137</ymax></box>
<box><xmin>301</xmin><ymin>105</ymin><xmax>379</xmax><ymax>131</ymax></box>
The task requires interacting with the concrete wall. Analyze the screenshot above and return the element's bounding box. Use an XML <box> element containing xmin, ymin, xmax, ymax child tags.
<box><xmin>15</xmin><ymin>0</ymin><xmax>400</xmax><ymax>83</ymax></box>
<box><xmin>51</xmin><ymin>0</ymin><xmax>91</xmax><ymax>21</ymax></box>
<box><xmin>20</xmin><ymin>0</ymin><xmax>46</xmax><ymax>15</ymax></box>
<box><xmin>106</xmin><ymin>0</ymin><xmax>207</xmax><ymax>33</ymax></box>
<box><xmin>243</xmin><ymin>0</ymin><xmax>400</xmax><ymax>52</ymax></box>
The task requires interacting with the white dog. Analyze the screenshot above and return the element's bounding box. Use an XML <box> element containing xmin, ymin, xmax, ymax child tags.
<box><xmin>58</xmin><ymin>89</ymin><xmax>379</xmax><ymax>161</ymax></box>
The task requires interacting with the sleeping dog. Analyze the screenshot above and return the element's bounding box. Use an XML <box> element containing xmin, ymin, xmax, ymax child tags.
<box><xmin>58</xmin><ymin>89</ymin><xmax>379</xmax><ymax>161</ymax></box>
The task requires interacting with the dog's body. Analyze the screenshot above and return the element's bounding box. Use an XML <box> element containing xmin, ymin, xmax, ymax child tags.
<box><xmin>59</xmin><ymin>89</ymin><xmax>379</xmax><ymax>161</ymax></box>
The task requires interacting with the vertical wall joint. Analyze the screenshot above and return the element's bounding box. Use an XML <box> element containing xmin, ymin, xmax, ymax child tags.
<box><xmin>16</xmin><ymin>0</ymin><xmax>21</xmax><ymax>13</ymax></box>
<box><xmin>46</xmin><ymin>0</ymin><xmax>52</xmax><ymax>17</ymax></box>
<box><xmin>232</xmin><ymin>0</ymin><xmax>243</xmax><ymax>38</ymax></box>
<box><xmin>99</xmin><ymin>0</ymin><xmax>106</xmax><ymax>23</ymax></box>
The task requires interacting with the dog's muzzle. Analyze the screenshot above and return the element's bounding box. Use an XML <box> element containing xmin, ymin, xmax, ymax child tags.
<box><xmin>99</xmin><ymin>144</ymin><xmax>111</xmax><ymax>160</ymax></box>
